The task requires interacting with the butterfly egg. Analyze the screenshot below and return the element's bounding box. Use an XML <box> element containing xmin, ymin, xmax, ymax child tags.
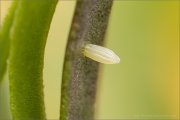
<box><xmin>84</xmin><ymin>44</ymin><xmax>120</xmax><ymax>64</ymax></box>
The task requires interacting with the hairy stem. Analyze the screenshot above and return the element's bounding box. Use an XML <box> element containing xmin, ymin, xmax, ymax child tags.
<box><xmin>60</xmin><ymin>0</ymin><xmax>113</xmax><ymax>120</ymax></box>
<box><xmin>8</xmin><ymin>1</ymin><xmax>58</xmax><ymax>119</ymax></box>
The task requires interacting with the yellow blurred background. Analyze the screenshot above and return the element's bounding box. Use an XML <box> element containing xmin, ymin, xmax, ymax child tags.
<box><xmin>0</xmin><ymin>1</ymin><xmax>179</xmax><ymax>119</ymax></box>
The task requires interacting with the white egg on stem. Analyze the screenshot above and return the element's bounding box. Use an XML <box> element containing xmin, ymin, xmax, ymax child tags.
<box><xmin>84</xmin><ymin>44</ymin><xmax>120</xmax><ymax>64</ymax></box>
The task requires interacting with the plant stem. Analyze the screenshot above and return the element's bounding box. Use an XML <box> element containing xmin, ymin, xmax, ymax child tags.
<box><xmin>8</xmin><ymin>1</ymin><xmax>58</xmax><ymax>119</ymax></box>
<box><xmin>0</xmin><ymin>1</ymin><xmax>18</xmax><ymax>83</ymax></box>
<box><xmin>60</xmin><ymin>0</ymin><xmax>113</xmax><ymax>119</ymax></box>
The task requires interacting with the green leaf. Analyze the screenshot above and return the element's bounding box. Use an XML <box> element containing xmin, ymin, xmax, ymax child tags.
<box><xmin>0</xmin><ymin>1</ymin><xmax>18</xmax><ymax>83</ymax></box>
<box><xmin>60</xmin><ymin>0</ymin><xmax>113</xmax><ymax>119</ymax></box>
<box><xmin>8</xmin><ymin>1</ymin><xmax>58</xmax><ymax>119</ymax></box>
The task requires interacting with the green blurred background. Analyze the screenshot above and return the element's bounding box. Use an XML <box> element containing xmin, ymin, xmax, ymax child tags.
<box><xmin>0</xmin><ymin>1</ymin><xmax>179</xmax><ymax>119</ymax></box>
